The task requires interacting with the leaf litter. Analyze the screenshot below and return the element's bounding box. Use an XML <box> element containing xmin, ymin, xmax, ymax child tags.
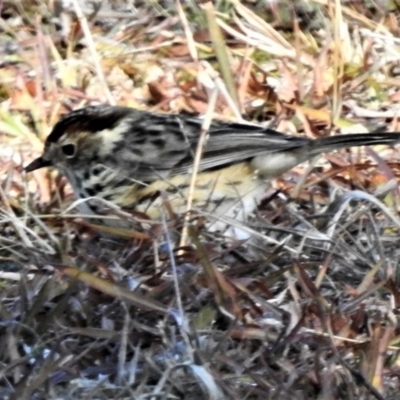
<box><xmin>1</xmin><ymin>1</ymin><xmax>400</xmax><ymax>399</ymax></box>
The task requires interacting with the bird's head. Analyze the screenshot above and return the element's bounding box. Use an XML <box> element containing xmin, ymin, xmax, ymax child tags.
<box><xmin>24</xmin><ymin>105</ymin><xmax>134</xmax><ymax>176</ymax></box>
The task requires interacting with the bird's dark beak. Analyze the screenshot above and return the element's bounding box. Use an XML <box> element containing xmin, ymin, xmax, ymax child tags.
<box><xmin>24</xmin><ymin>157</ymin><xmax>52</xmax><ymax>173</ymax></box>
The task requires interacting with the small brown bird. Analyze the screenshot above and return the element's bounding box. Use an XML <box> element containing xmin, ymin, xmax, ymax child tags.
<box><xmin>24</xmin><ymin>105</ymin><xmax>400</xmax><ymax>236</ymax></box>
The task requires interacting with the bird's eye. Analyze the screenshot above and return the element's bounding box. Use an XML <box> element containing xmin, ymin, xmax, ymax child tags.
<box><xmin>61</xmin><ymin>144</ymin><xmax>76</xmax><ymax>157</ymax></box>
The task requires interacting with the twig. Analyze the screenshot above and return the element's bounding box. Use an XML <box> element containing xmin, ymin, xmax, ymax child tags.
<box><xmin>179</xmin><ymin>78</ymin><xmax>218</xmax><ymax>248</ymax></box>
<box><xmin>71</xmin><ymin>0</ymin><xmax>115</xmax><ymax>105</ymax></box>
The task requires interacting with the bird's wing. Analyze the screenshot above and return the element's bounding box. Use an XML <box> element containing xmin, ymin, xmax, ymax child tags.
<box><xmin>117</xmin><ymin>112</ymin><xmax>308</xmax><ymax>182</ymax></box>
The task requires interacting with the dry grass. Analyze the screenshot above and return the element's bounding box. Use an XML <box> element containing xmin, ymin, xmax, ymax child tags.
<box><xmin>1</xmin><ymin>0</ymin><xmax>400</xmax><ymax>399</ymax></box>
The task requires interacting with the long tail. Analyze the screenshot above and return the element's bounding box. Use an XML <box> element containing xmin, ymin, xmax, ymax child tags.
<box><xmin>309</xmin><ymin>132</ymin><xmax>400</xmax><ymax>156</ymax></box>
<box><xmin>253</xmin><ymin>131</ymin><xmax>400</xmax><ymax>178</ymax></box>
